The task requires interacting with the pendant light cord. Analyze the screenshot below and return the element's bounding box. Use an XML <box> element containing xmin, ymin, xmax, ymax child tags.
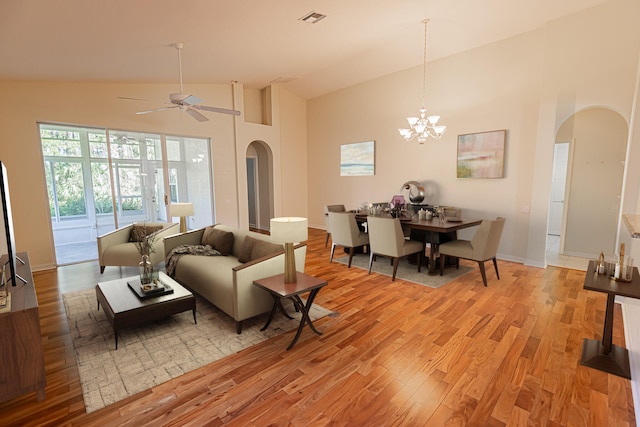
<box><xmin>421</xmin><ymin>19</ymin><xmax>429</xmax><ymax>110</ymax></box>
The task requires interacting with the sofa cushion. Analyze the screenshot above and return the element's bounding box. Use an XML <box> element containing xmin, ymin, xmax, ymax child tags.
<box><xmin>129</xmin><ymin>224</ymin><xmax>164</xmax><ymax>242</ymax></box>
<box><xmin>237</xmin><ymin>236</ymin><xmax>283</xmax><ymax>262</ymax></box>
<box><xmin>250</xmin><ymin>239</ymin><xmax>283</xmax><ymax>261</ymax></box>
<box><xmin>238</xmin><ymin>236</ymin><xmax>257</xmax><ymax>263</ymax></box>
<box><xmin>201</xmin><ymin>226</ymin><xmax>234</xmax><ymax>256</ymax></box>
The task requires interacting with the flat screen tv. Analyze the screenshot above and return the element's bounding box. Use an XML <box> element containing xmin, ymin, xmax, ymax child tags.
<box><xmin>0</xmin><ymin>161</ymin><xmax>25</xmax><ymax>286</ymax></box>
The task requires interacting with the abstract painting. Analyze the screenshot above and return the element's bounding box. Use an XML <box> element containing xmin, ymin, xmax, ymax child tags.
<box><xmin>457</xmin><ymin>130</ymin><xmax>506</xmax><ymax>178</ymax></box>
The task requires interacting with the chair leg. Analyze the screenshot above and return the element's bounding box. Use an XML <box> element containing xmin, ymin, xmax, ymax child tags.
<box><xmin>330</xmin><ymin>243</ymin><xmax>336</xmax><ymax>263</ymax></box>
<box><xmin>391</xmin><ymin>258</ymin><xmax>399</xmax><ymax>281</ymax></box>
<box><xmin>368</xmin><ymin>252</ymin><xmax>375</xmax><ymax>274</ymax></box>
<box><xmin>100</xmin><ymin>265</ymin><xmax>105</xmax><ymax>274</ymax></box>
<box><xmin>325</xmin><ymin>232</ymin><xmax>330</xmax><ymax>248</ymax></box>
<box><xmin>493</xmin><ymin>257</ymin><xmax>500</xmax><ymax>280</ymax></box>
<box><xmin>348</xmin><ymin>249</ymin><xmax>355</xmax><ymax>268</ymax></box>
<box><xmin>417</xmin><ymin>251</ymin><xmax>421</xmax><ymax>273</ymax></box>
<box><xmin>439</xmin><ymin>253</ymin><xmax>445</xmax><ymax>276</ymax></box>
<box><xmin>478</xmin><ymin>261</ymin><xmax>488</xmax><ymax>287</ymax></box>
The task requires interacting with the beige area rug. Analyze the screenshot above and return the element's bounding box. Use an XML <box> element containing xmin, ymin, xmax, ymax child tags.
<box><xmin>63</xmin><ymin>289</ymin><xmax>332</xmax><ymax>413</ymax></box>
<box><xmin>334</xmin><ymin>253</ymin><xmax>473</xmax><ymax>288</ymax></box>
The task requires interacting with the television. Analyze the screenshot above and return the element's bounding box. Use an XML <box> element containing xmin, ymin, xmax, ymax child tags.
<box><xmin>0</xmin><ymin>161</ymin><xmax>25</xmax><ymax>286</ymax></box>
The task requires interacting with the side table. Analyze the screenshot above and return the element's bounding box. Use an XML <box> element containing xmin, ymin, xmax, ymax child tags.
<box><xmin>253</xmin><ymin>272</ymin><xmax>328</xmax><ymax>350</ymax></box>
<box><xmin>581</xmin><ymin>260</ymin><xmax>640</xmax><ymax>379</ymax></box>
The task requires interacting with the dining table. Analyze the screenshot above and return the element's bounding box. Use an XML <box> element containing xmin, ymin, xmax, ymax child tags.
<box><xmin>355</xmin><ymin>213</ymin><xmax>483</xmax><ymax>274</ymax></box>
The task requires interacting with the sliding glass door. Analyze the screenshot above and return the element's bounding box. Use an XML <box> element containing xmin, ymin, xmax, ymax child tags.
<box><xmin>40</xmin><ymin>124</ymin><xmax>213</xmax><ymax>265</ymax></box>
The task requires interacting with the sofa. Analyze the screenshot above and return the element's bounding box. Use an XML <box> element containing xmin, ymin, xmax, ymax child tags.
<box><xmin>97</xmin><ymin>221</ymin><xmax>180</xmax><ymax>273</ymax></box>
<box><xmin>163</xmin><ymin>224</ymin><xmax>307</xmax><ymax>333</ymax></box>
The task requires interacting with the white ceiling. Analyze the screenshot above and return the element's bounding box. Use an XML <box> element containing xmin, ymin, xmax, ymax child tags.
<box><xmin>0</xmin><ymin>0</ymin><xmax>611</xmax><ymax>100</ymax></box>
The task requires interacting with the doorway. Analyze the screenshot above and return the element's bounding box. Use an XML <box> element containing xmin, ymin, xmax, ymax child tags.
<box><xmin>246</xmin><ymin>141</ymin><xmax>273</xmax><ymax>232</ymax></box>
<box><xmin>546</xmin><ymin>108</ymin><xmax>628</xmax><ymax>268</ymax></box>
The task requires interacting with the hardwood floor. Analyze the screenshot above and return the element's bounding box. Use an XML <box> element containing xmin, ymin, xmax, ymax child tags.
<box><xmin>0</xmin><ymin>227</ymin><xmax>635</xmax><ymax>426</ymax></box>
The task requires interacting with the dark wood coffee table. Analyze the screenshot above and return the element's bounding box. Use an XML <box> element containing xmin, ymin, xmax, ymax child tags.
<box><xmin>96</xmin><ymin>271</ymin><xmax>196</xmax><ymax>349</ymax></box>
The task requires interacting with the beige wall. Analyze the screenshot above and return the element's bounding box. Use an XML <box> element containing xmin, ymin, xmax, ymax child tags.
<box><xmin>307</xmin><ymin>0</ymin><xmax>640</xmax><ymax>266</ymax></box>
<box><xmin>0</xmin><ymin>81</ymin><xmax>307</xmax><ymax>270</ymax></box>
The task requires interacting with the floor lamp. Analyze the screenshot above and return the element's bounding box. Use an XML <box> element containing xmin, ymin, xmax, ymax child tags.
<box><xmin>171</xmin><ymin>203</ymin><xmax>194</xmax><ymax>233</ymax></box>
<box><xmin>270</xmin><ymin>217</ymin><xmax>308</xmax><ymax>283</ymax></box>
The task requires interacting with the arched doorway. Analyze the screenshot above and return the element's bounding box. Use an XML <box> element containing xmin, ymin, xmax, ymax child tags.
<box><xmin>547</xmin><ymin>107</ymin><xmax>628</xmax><ymax>263</ymax></box>
<box><xmin>246</xmin><ymin>141</ymin><xmax>273</xmax><ymax>232</ymax></box>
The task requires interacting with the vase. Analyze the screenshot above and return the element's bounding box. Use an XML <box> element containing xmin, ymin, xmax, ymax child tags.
<box><xmin>139</xmin><ymin>254</ymin><xmax>157</xmax><ymax>285</ymax></box>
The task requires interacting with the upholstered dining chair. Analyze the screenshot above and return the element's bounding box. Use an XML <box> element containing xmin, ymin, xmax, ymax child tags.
<box><xmin>324</xmin><ymin>204</ymin><xmax>346</xmax><ymax>247</ymax></box>
<box><xmin>328</xmin><ymin>212</ymin><xmax>369</xmax><ymax>267</ymax></box>
<box><xmin>367</xmin><ymin>216</ymin><xmax>423</xmax><ymax>281</ymax></box>
<box><xmin>438</xmin><ymin>217</ymin><xmax>506</xmax><ymax>287</ymax></box>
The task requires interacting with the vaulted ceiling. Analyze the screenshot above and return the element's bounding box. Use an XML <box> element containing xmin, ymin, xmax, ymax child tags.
<box><xmin>0</xmin><ymin>0</ymin><xmax>611</xmax><ymax>99</ymax></box>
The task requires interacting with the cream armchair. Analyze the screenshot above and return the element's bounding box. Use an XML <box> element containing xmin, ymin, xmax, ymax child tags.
<box><xmin>438</xmin><ymin>217</ymin><xmax>505</xmax><ymax>286</ymax></box>
<box><xmin>367</xmin><ymin>216</ymin><xmax>423</xmax><ymax>281</ymax></box>
<box><xmin>97</xmin><ymin>221</ymin><xmax>179</xmax><ymax>273</ymax></box>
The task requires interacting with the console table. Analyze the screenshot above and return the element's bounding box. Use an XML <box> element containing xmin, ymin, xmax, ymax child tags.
<box><xmin>0</xmin><ymin>252</ymin><xmax>46</xmax><ymax>403</ymax></box>
<box><xmin>581</xmin><ymin>260</ymin><xmax>640</xmax><ymax>379</ymax></box>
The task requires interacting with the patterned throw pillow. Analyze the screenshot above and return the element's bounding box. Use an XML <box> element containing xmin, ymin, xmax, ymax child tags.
<box><xmin>129</xmin><ymin>224</ymin><xmax>163</xmax><ymax>242</ymax></box>
<box><xmin>201</xmin><ymin>226</ymin><xmax>234</xmax><ymax>256</ymax></box>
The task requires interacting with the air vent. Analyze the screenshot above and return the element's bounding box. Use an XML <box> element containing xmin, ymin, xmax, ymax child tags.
<box><xmin>299</xmin><ymin>11</ymin><xmax>326</xmax><ymax>24</ymax></box>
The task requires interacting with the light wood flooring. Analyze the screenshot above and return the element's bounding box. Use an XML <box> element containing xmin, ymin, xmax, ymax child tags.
<box><xmin>0</xmin><ymin>228</ymin><xmax>635</xmax><ymax>426</ymax></box>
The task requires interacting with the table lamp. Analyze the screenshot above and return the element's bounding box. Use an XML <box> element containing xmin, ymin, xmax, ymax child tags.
<box><xmin>171</xmin><ymin>203</ymin><xmax>194</xmax><ymax>233</ymax></box>
<box><xmin>270</xmin><ymin>217</ymin><xmax>308</xmax><ymax>283</ymax></box>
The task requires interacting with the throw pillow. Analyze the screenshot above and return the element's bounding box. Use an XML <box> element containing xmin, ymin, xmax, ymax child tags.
<box><xmin>129</xmin><ymin>224</ymin><xmax>164</xmax><ymax>242</ymax></box>
<box><xmin>238</xmin><ymin>236</ymin><xmax>257</xmax><ymax>263</ymax></box>
<box><xmin>201</xmin><ymin>226</ymin><xmax>234</xmax><ymax>256</ymax></box>
<box><xmin>250</xmin><ymin>240</ymin><xmax>283</xmax><ymax>261</ymax></box>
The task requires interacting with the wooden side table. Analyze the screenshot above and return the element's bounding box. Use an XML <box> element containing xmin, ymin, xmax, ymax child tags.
<box><xmin>253</xmin><ymin>272</ymin><xmax>328</xmax><ymax>350</ymax></box>
<box><xmin>581</xmin><ymin>260</ymin><xmax>640</xmax><ymax>379</ymax></box>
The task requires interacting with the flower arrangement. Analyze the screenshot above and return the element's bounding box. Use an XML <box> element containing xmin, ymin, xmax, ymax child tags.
<box><xmin>133</xmin><ymin>225</ymin><xmax>159</xmax><ymax>256</ymax></box>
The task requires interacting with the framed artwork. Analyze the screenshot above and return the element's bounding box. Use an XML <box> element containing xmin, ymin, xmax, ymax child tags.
<box><xmin>457</xmin><ymin>130</ymin><xmax>506</xmax><ymax>178</ymax></box>
<box><xmin>340</xmin><ymin>140</ymin><xmax>375</xmax><ymax>176</ymax></box>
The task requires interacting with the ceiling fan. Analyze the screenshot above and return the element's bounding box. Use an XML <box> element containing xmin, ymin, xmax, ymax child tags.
<box><xmin>120</xmin><ymin>42</ymin><xmax>240</xmax><ymax>122</ymax></box>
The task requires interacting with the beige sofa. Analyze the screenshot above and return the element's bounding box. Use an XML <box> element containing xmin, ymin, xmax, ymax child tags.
<box><xmin>97</xmin><ymin>221</ymin><xmax>179</xmax><ymax>273</ymax></box>
<box><xmin>163</xmin><ymin>224</ymin><xmax>307</xmax><ymax>334</ymax></box>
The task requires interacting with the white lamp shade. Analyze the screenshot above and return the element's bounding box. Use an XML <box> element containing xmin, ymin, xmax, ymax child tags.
<box><xmin>170</xmin><ymin>202</ymin><xmax>194</xmax><ymax>217</ymax></box>
<box><xmin>270</xmin><ymin>217</ymin><xmax>308</xmax><ymax>243</ymax></box>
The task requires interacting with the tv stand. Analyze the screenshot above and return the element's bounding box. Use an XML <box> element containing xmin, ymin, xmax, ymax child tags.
<box><xmin>0</xmin><ymin>252</ymin><xmax>46</xmax><ymax>402</ymax></box>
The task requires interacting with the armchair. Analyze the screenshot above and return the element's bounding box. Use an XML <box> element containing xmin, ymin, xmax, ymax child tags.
<box><xmin>97</xmin><ymin>221</ymin><xmax>179</xmax><ymax>273</ymax></box>
<box><xmin>324</xmin><ymin>204</ymin><xmax>346</xmax><ymax>247</ymax></box>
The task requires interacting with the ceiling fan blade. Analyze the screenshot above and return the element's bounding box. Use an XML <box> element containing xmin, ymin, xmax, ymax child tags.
<box><xmin>185</xmin><ymin>108</ymin><xmax>209</xmax><ymax>122</ymax></box>
<box><xmin>118</xmin><ymin>96</ymin><xmax>161</xmax><ymax>103</ymax></box>
<box><xmin>193</xmin><ymin>105</ymin><xmax>241</xmax><ymax>116</ymax></box>
<box><xmin>136</xmin><ymin>106</ymin><xmax>177</xmax><ymax>115</ymax></box>
<box><xmin>181</xmin><ymin>95</ymin><xmax>203</xmax><ymax>106</ymax></box>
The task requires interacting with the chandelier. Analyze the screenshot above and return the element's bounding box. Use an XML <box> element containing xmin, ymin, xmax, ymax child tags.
<box><xmin>398</xmin><ymin>19</ymin><xmax>446</xmax><ymax>144</ymax></box>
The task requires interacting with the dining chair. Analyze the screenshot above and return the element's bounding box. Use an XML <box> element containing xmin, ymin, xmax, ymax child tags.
<box><xmin>367</xmin><ymin>216</ymin><xmax>423</xmax><ymax>281</ymax></box>
<box><xmin>328</xmin><ymin>212</ymin><xmax>369</xmax><ymax>267</ymax></box>
<box><xmin>438</xmin><ymin>217</ymin><xmax>506</xmax><ymax>286</ymax></box>
<box><xmin>324</xmin><ymin>204</ymin><xmax>346</xmax><ymax>247</ymax></box>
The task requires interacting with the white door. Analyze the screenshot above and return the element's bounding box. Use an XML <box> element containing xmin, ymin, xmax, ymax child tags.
<box><xmin>548</xmin><ymin>142</ymin><xmax>569</xmax><ymax>235</ymax></box>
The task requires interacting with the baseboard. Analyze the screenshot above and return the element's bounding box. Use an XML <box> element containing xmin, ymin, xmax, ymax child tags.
<box><xmin>620</xmin><ymin>297</ymin><xmax>640</xmax><ymax>422</ymax></box>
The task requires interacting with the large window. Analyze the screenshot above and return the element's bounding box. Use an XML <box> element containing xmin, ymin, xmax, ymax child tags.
<box><xmin>39</xmin><ymin>123</ymin><xmax>213</xmax><ymax>264</ymax></box>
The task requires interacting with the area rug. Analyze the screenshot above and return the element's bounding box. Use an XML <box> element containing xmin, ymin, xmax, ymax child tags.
<box><xmin>334</xmin><ymin>254</ymin><xmax>473</xmax><ymax>288</ymax></box>
<box><xmin>63</xmin><ymin>289</ymin><xmax>332</xmax><ymax>413</ymax></box>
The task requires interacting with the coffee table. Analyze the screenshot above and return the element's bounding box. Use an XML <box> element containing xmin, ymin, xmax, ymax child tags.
<box><xmin>96</xmin><ymin>271</ymin><xmax>196</xmax><ymax>349</ymax></box>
